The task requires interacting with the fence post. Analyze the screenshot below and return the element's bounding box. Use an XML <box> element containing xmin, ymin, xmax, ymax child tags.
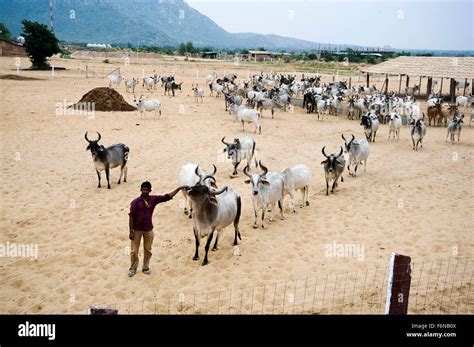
<box><xmin>449</xmin><ymin>78</ymin><xmax>456</xmax><ymax>103</ymax></box>
<box><xmin>88</xmin><ymin>306</ymin><xmax>118</xmax><ymax>315</ymax></box>
<box><xmin>385</xmin><ymin>253</ymin><xmax>412</xmax><ymax>314</ymax></box>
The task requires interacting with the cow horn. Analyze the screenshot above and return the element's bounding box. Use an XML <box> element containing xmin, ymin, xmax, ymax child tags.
<box><xmin>195</xmin><ymin>165</ymin><xmax>202</xmax><ymax>179</ymax></box>
<box><xmin>84</xmin><ymin>131</ymin><xmax>91</xmax><ymax>142</ymax></box>
<box><xmin>341</xmin><ymin>134</ymin><xmax>346</xmax><ymax>141</ymax></box>
<box><xmin>321</xmin><ymin>146</ymin><xmax>329</xmax><ymax>159</ymax></box>
<box><xmin>221</xmin><ymin>137</ymin><xmax>230</xmax><ymax>145</ymax></box>
<box><xmin>96</xmin><ymin>131</ymin><xmax>101</xmax><ymax>142</ymax></box>
<box><xmin>210</xmin><ymin>186</ymin><xmax>227</xmax><ymax>196</ymax></box>
<box><xmin>337</xmin><ymin>146</ymin><xmax>343</xmax><ymax>158</ymax></box>
<box><xmin>243</xmin><ymin>164</ymin><xmax>252</xmax><ymax>178</ymax></box>
<box><xmin>350</xmin><ymin>134</ymin><xmax>355</xmax><ymax>142</ymax></box>
<box><xmin>259</xmin><ymin>161</ymin><xmax>268</xmax><ymax>176</ymax></box>
<box><xmin>211</xmin><ymin>164</ymin><xmax>217</xmax><ymax>176</ymax></box>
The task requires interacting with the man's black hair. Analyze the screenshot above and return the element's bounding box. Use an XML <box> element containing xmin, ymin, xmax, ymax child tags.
<box><xmin>141</xmin><ymin>181</ymin><xmax>152</xmax><ymax>190</ymax></box>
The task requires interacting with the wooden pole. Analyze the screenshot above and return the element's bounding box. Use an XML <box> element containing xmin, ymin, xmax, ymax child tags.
<box><xmin>440</xmin><ymin>78</ymin><xmax>444</xmax><ymax>96</ymax></box>
<box><xmin>385</xmin><ymin>253</ymin><xmax>412</xmax><ymax>315</ymax></box>
<box><xmin>463</xmin><ymin>78</ymin><xmax>468</xmax><ymax>96</ymax></box>
<box><xmin>89</xmin><ymin>306</ymin><xmax>118</xmax><ymax>315</ymax></box>
<box><xmin>472</xmin><ymin>79</ymin><xmax>474</xmax><ymax>95</ymax></box>
<box><xmin>398</xmin><ymin>75</ymin><xmax>402</xmax><ymax>95</ymax></box>
<box><xmin>348</xmin><ymin>76</ymin><xmax>352</xmax><ymax>89</ymax></box>
<box><xmin>366</xmin><ymin>72</ymin><xmax>370</xmax><ymax>88</ymax></box>
<box><xmin>418</xmin><ymin>76</ymin><xmax>422</xmax><ymax>96</ymax></box>
<box><xmin>450</xmin><ymin>78</ymin><xmax>456</xmax><ymax>103</ymax></box>
<box><xmin>426</xmin><ymin>77</ymin><xmax>432</xmax><ymax>97</ymax></box>
<box><xmin>384</xmin><ymin>74</ymin><xmax>389</xmax><ymax>94</ymax></box>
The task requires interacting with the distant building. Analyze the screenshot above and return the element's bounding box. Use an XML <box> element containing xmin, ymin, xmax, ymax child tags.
<box><xmin>248</xmin><ymin>50</ymin><xmax>283</xmax><ymax>62</ymax></box>
<box><xmin>201</xmin><ymin>51</ymin><xmax>218</xmax><ymax>59</ymax></box>
<box><xmin>86</xmin><ymin>43</ymin><xmax>112</xmax><ymax>49</ymax></box>
<box><xmin>0</xmin><ymin>39</ymin><xmax>27</xmax><ymax>57</ymax></box>
<box><xmin>248</xmin><ymin>50</ymin><xmax>271</xmax><ymax>61</ymax></box>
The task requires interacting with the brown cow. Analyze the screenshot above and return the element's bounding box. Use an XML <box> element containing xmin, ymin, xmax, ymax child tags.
<box><xmin>427</xmin><ymin>104</ymin><xmax>458</xmax><ymax>127</ymax></box>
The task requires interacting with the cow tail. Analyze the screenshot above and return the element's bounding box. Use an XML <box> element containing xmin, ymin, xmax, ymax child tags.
<box><xmin>251</xmin><ymin>141</ymin><xmax>257</xmax><ymax>166</ymax></box>
<box><xmin>234</xmin><ymin>196</ymin><xmax>242</xmax><ymax>240</ymax></box>
<box><xmin>123</xmin><ymin>144</ymin><xmax>130</xmax><ymax>163</ymax></box>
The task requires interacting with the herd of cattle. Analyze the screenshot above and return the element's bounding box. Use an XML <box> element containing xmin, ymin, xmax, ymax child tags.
<box><xmin>93</xmin><ymin>70</ymin><xmax>473</xmax><ymax>264</ymax></box>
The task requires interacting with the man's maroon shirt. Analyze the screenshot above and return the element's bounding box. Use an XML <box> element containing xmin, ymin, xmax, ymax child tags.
<box><xmin>129</xmin><ymin>194</ymin><xmax>172</xmax><ymax>231</ymax></box>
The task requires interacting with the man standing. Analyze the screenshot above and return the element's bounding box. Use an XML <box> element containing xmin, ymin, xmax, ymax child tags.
<box><xmin>128</xmin><ymin>181</ymin><xmax>186</xmax><ymax>277</ymax></box>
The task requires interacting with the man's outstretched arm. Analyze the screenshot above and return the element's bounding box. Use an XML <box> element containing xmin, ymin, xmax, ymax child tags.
<box><xmin>167</xmin><ymin>185</ymin><xmax>187</xmax><ymax>198</ymax></box>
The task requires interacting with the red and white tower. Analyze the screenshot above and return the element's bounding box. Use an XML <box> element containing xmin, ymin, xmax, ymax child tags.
<box><xmin>49</xmin><ymin>0</ymin><xmax>54</xmax><ymax>33</ymax></box>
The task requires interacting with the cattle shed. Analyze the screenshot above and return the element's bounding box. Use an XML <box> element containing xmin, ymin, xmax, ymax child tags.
<box><xmin>0</xmin><ymin>39</ymin><xmax>27</xmax><ymax>57</ymax></box>
<box><xmin>360</xmin><ymin>56</ymin><xmax>474</xmax><ymax>101</ymax></box>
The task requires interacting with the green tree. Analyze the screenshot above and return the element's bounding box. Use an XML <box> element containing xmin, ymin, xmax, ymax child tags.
<box><xmin>21</xmin><ymin>20</ymin><xmax>60</xmax><ymax>68</ymax></box>
<box><xmin>178</xmin><ymin>42</ymin><xmax>186</xmax><ymax>55</ymax></box>
<box><xmin>185</xmin><ymin>41</ymin><xmax>194</xmax><ymax>53</ymax></box>
<box><xmin>366</xmin><ymin>55</ymin><xmax>376</xmax><ymax>64</ymax></box>
<box><xmin>0</xmin><ymin>22</ymin><xmax>11</xmax><ymax>40</ymax></box>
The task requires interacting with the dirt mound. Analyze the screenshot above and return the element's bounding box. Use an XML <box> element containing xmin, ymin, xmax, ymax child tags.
<box><xmin>0</xmin><ymin>74</ymin><xmax>42</xmax><ymax>81</ymax></box>
<box><xmin>72</xmin><ymin>87</ymin><xmax>136</xmax><ymax>112</ymax></box>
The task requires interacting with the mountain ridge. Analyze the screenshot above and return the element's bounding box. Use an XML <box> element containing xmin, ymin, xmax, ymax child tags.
<box><xmin>0</xmin><ymin>0</ymin><xmax>325</xmax><ymax>50</ymax></box>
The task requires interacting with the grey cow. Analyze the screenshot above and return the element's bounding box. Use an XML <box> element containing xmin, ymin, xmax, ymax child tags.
<box><xmin>186</xmin><ymin>184</ymin><xmax>242</xmax><ymax>266</ymax></box>
<box><xmin>85</xmin><ymin>131</ymin><xmax>129</xmax><ymax>189</ymax></box>
<box><xmin>321</xmin><ymin>146</ymin><xmax>345</xmax><ymax>195</ymax></box>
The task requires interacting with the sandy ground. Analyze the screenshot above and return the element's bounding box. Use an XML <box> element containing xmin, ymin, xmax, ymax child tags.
<box><xmin>0</xmin><ymin>55</ymin><xmax>472</xmax><ymax>314</ymax></box>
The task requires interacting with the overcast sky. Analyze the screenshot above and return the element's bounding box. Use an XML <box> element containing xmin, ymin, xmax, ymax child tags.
<box><xmin>186</xmin><ymin>0</ymin><xmax>473</xmax><ymax>51</ymax></box>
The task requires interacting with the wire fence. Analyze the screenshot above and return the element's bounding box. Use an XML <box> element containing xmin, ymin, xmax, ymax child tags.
<box><xmin>89</xmin><ymin>256</ymin><xmax>472</xmax><ymax>315</ymax></box>
<box><xmin>85</xmin><ymin>66</ymin><xmax>120</xmax><ymax>78</ymax></box>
